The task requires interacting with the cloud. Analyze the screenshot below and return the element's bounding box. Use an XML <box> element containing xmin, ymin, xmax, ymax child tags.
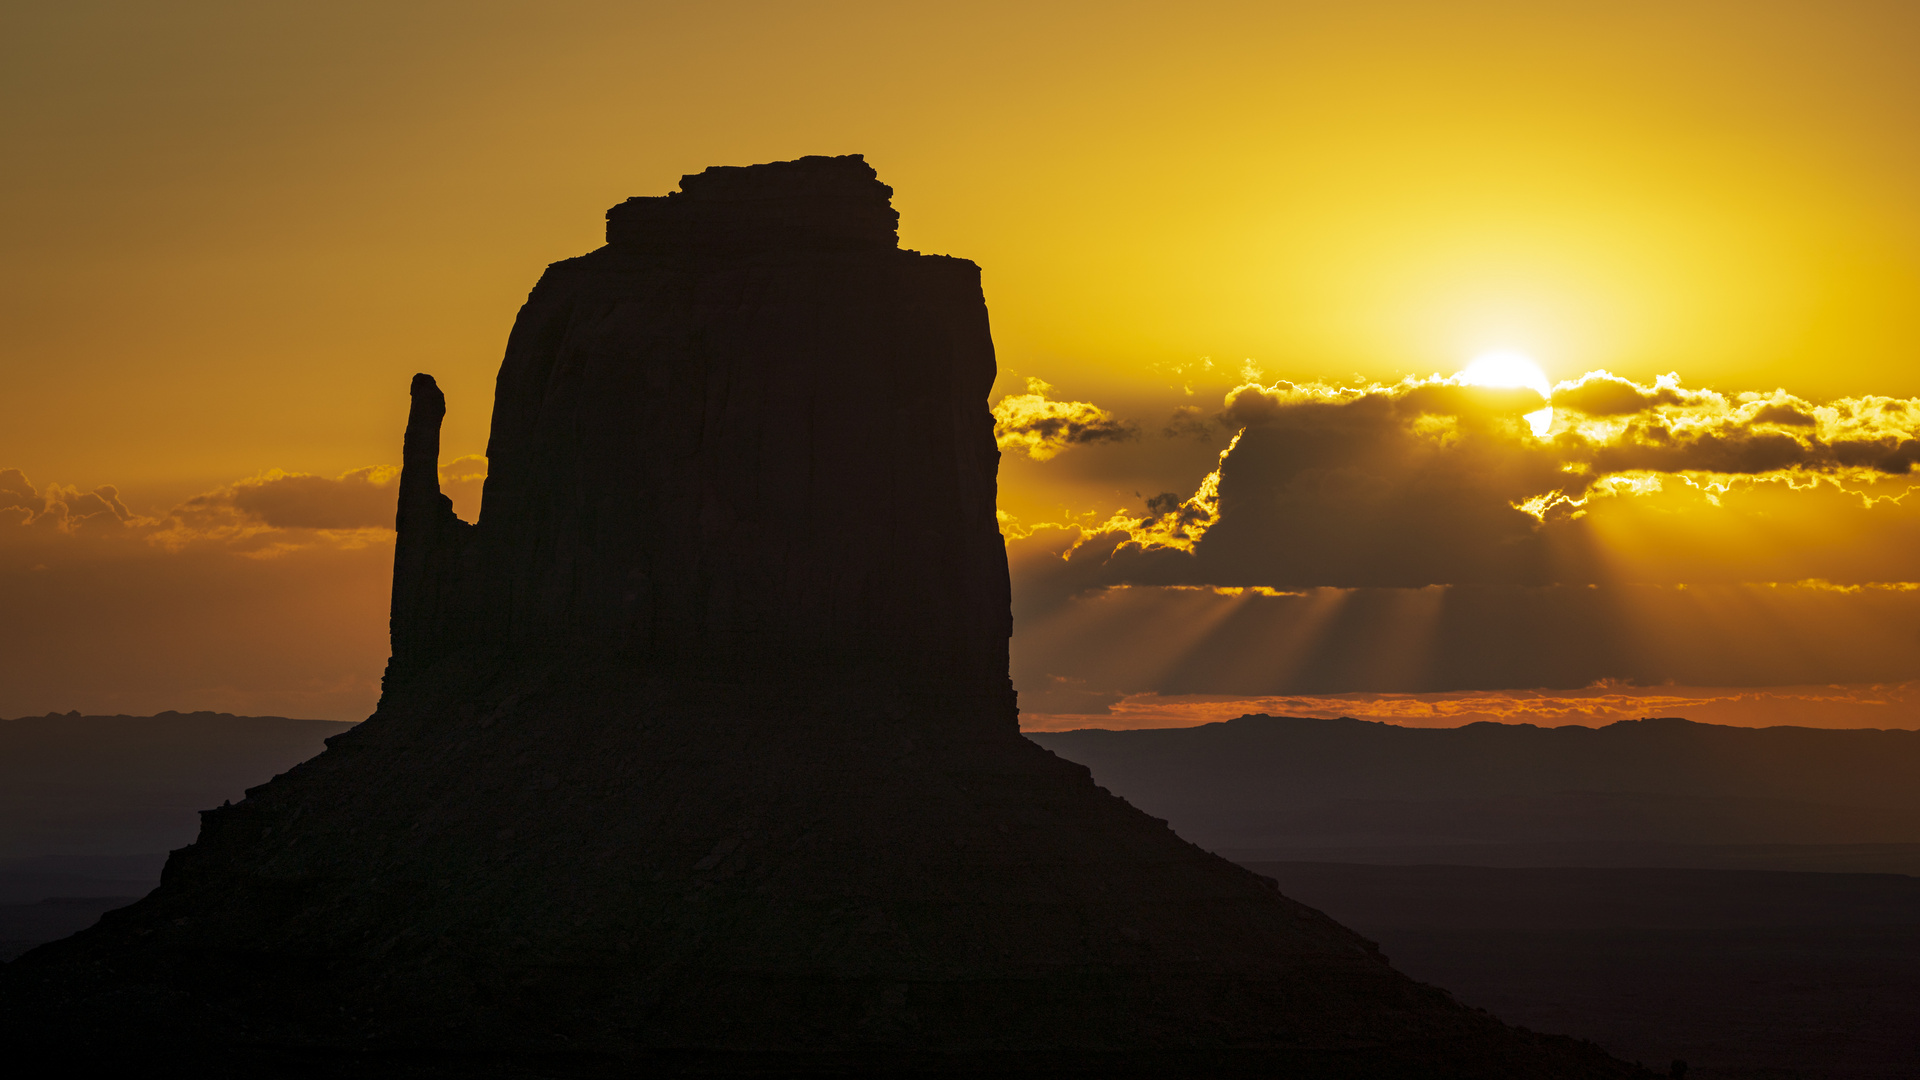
<box><xmin>1016</xmin><ymin>681</ymin><xmax>1920</xmax><ymax>732</ymax></box>
<box><xmin>998</xmin><ymin>370</ymin><xmax>1920</xmax><ymax>700</ymax></box>
<box><xmin>0</xmin><ymin>469</ymin><xmax>41</xmax><ymax>515</ymax></box>
<box><xmin>0</xmin><ymin>458</ymin><xmax>495</xmax><ymax>721</ymax></box>
<box><xmin>218</xmin><ymin>467</ymin><xmax>399</xmax><ymax>529</ymax></box>
<box><xmin>1012</xmin><ymin>371</ymin><xmax>1920</xmax><ymax>596</ymax></box>
<box><xmin>992</xmin><ymin>378</ymin><xmax>1137</xmax><ymax>459</ymax></box>
<box><xmin>1110</xmin><ymin>379</ymin><xmax>1572</xmax><ymax>588</ymax></box>
<box><xmin>1161</xmin><ymin>405</ymin><xmax>1217</xmax><ymax>441</ymax></box>
<box><xmin>149</xmin><ymin>470</ymin><xmax>400</xmax><ymax>555</ymax></box>
<box><xmin>0</xmin><ymin>534</ymin><xmax>392</xmax><ymax>722</ymax></box>
<box><xmin>0</xmin><ymin>469</ymin><xmax>136</xmax><ymax>535</ymax></box>
<box><xmin>1547</xmin><ymin>371</ymin><xmax>1695</xmax><ymax>416</ymax></box>
<box><xmin>0</xmin><ymin>464</ymin><xmax>435</xmax><ymax>720</ymax></box>
<box><xmin>1545</xmin><ymin>371</ymin><xmax>1920</xmax><ymax>479</ymax></box>
<box><xmin>33</xmin><ymin>467</ymin><xmax>404</xmax><ymax>558</ymax></box>
<box><xmin>2</xmin><ymin>466</ymin><xmax>414</xmax><ymax>554</ymax></box>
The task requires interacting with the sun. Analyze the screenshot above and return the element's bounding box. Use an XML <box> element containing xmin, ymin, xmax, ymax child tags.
<box><xmin>1459</xmin><ymin>350</ymin><xmax>1554</xmax><ymax>436</ymax></box>
<box><xmin>1460</xmin><ymin>350</ymin><xmax>1552</xmax><ymax>396</ymax></box>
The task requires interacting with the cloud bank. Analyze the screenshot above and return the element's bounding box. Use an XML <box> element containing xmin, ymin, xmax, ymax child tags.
<box><xmin>0</xmin><ymin>459</ymin><xmax>484</xmax><ymax>720</ymax></box>
<box><xmin>1002</xmin><ymin>370</ymin><xmax>1920</xmax><ymax>716</ymax></box>
<box><xmin>1026</xmin><ymin>371</ymin><xmax>1920</xmax><ymax>592</ymax></box>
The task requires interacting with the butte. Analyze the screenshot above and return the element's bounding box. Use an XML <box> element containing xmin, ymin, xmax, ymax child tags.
<box><xmin>0</xmin><ymin>155</ymin><xmax>1643</xmax><ymax>1078</ymax></box>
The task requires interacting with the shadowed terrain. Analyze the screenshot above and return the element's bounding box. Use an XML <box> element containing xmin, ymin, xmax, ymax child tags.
<box><xmin>3</xmin><ymin>714</ymin><xmax>1913</xmax><ymax>1075</ymax></box>
<box><xmin>0</xmin><ymin>710</ymin><xmax>350</xmax><ymax>960</ymax></box>
<box><xmin>1249</xmin><ymin>863</ymin><xmax>1920</xmax><ymax>1080</ymax></box>
<box><xmin>1032</xmin><ymin>718</ymin><xmax>1920</xmax><ymax>1077</ymax></box>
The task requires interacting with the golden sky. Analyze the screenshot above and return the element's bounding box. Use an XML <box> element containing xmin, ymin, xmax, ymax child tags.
<box><xmin>8</xmin><ymin>1</ymin><xmax>1920</xmax><ymax>724</ymax></box>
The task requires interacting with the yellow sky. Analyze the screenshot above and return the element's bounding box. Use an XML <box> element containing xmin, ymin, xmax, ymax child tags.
<box><xmin>10</xmin><ymin>2</ymin><xmax>1920</xmax><ymax>723</ymax></box>
<box><xmin>9</xmin><ymin>1</ymin><xmax>1920</xmax><ymax>497</ymax></box>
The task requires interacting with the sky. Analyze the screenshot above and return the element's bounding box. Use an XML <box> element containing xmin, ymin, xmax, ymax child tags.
<box><xmin>7</xmin><ymin>1</ymin><xmax>1920</xmax><ymax>727</ymax></box>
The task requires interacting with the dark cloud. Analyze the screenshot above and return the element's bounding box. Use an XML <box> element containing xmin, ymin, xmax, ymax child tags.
<box><xmin>1101</xmin><ymin>380</ymin><xmax>1577</xmax><ymax>589</ymax></box>
<box><xmin>1588</xmin><ymin>423</ymin><xmax>1813</xmax><ymax>475</ymax></box>
<box><xmin>215</xmin><ymin>468</ymin><xmax>397</xmax><ymax>530</ymax></box>
<box><xmin>1549</xmin><ymin>372</ymin><xmax>1690</xmax><ymax>416</ymax></box>
<box><xmin>1161</xmin><ymin>405</ymin><xmax>1217</xmax><ymax>441</ymax></box>
<box><xmin>1189</xmin><ymin>415</ymin><xmax>1570</xmax><ymax>586</ymax></box>
<box><xmin>2</xmin><ymin>466</ymin><xmax>410</xmax><ymax>550</ymax></box>
<box><xmin>64</xmin><ymin>486</ymin><xmax>132</xmax><ymax>522</ymax></box>
<box><xmin>0</xmin><ymin>469</ymin><xmax>41</xmax><ymax>515</ymax></box>
<box><xmin>1014</xmin><ymin>373</ymin><xmax>1920</xmax><ymax>596</ymax></box>
<box><xmin>0</xmin><ymin>465</ymin><xmax>418</xmax><ymax>720</ymax></box>
<box><xmin>1831</xmin><ymin>437</ymin><xmax>1920</xmax><ymax>474</ymax></box>
<box><xmin>0</xmin><ymin>457</ymin><xmax>498</xmax><ymax>720</ymax></box>
<box><xmin>1753</xmin><ymin>402</ymin><xmax>1817</xmax><ymax>426</ymax></box>
<box><xmin>1001</xmin><ymin>370</ymin><xmax>1920</xmax><ymax>699</ymax></box>
<box><xmin>0</xmin><ymin>470</ymin><xmax>136</xmax><ymax>534</ymax></box>
<box><xmin>145</xmin><ymin>467</ymin><xmax>400</xmax><ymax>550</ymax></box>
<box><xmin>1580</xmin><ymin>408</ymin><xmax>1920</xmax><ymax>477</ymax></box>
<box><xmin>0</xmin><ymin>534</ymin><xmax>391</xmax><ymax>721</ymax></box>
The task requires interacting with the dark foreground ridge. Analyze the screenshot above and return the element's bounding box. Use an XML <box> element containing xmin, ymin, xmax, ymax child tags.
<box><xmin>0</xmin><ymin>155</ymin><xmax>1643</xmax><ymax>1077</ymax></box>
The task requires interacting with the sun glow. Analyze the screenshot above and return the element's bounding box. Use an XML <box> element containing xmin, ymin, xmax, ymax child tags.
<box><xmin>1461</xmin><ymin>350</ymin><xmax>1554</xmax><ymax>436</ymax></box>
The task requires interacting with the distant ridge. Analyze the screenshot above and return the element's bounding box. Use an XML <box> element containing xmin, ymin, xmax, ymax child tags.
<box><xmin>1033</xmin><ymin>715</ymin><xmax>1920</xmax><ymax>870</ymax></box>
<box><xmin>0</xmin><ymin>711</ymin><xmax>349</xmax><ymax>857</ymax></box>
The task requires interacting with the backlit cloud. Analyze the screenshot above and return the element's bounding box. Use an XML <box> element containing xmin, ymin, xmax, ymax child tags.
<box><xmin>1</xmin><ymin>461</ymin><xmax>490</xmax><ymax>561</ymax></box>
<box><xmin>0</xmin><ymin>543</ymin><xmax>393</xmax><ymax>722</ymax></box>
<box><xmin>1015</xmin><ymin>371</ymin><xmax>1920</xmax><ymax>595</ymax></box>
<box><xmin>0</xmin><ymin>468</ymin><xmax>136</xmax><ymax>534</ymax></box>
<box><xmin>998</xmin><ymin>371</ymin><xmax>1920</xmax><ymax>712</ymax></box>
<box><xmin>219</xmin><ymin>467</ymin><xmax>399</xmax><ymax>530</ymax></box>
<box><xmin>0</xmin><ymin>460</ymin><xmax>476</xmax><ymax>720</ymax></box>
<box><xmin>991</xmin><ymin>378</ymin><xmax>1137</xmax><ymax>459</ymax></box>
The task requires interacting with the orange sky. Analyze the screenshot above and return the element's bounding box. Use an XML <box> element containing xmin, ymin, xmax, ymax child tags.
<box><xmin>8</xmin><ymin>2</ymin><xmax>1920</xmax><ymax>725</ymax></box>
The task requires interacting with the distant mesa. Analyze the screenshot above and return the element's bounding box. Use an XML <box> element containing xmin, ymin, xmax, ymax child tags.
<box><xmin>1035</xmin><ymin>715</ymin><xmax>1920</xmax><ymax>872</ymax></box>
<box><xmin>0</xmin><ymin>711</ymin><xmax>350</xmax><ymax>906</ymax></box>
<box><xmin>0</xmin><ymin>155</ymin><xmax>1643</xmax><ymax>1077</ymax></box>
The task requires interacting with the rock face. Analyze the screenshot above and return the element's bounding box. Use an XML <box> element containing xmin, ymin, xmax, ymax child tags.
<box><xmin>0</xmin><ymin>156</ymin><xmax>1642</xmax><ymax>1077</ymax></box>
<box><xmin>391</xmin><ymin>156</ymin><xmax>1009</xmax><ymax>716</ymax></box>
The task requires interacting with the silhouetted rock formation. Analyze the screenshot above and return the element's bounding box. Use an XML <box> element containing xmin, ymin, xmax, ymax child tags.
<box><xmin>0</xmin><ymin>156</ymin><xmax>1643</xmax><ymax>1077</ymax></box>
<box><xmin>388</xmin><ymin>156</ymin><xmax>1006</xmax><ymax>709</ymax></box>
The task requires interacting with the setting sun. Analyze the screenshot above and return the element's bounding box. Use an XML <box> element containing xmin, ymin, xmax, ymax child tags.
<box><xmin>1460</xmin><ymin>349</ymin><xmax>1554</xmax><ymax>435</ymax></box>
<box><xmin>1459</xmin><ymin>350</ymin><xmax>1551</xmax><ymax>396</ymax></box>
